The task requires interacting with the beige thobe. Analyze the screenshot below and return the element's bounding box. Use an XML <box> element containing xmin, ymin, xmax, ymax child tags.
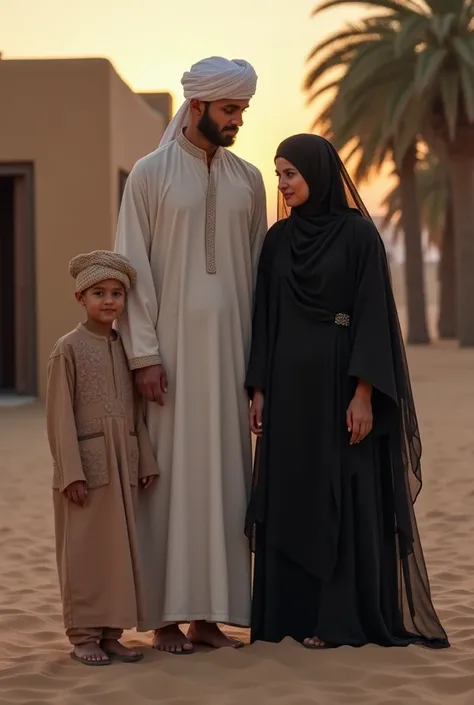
<box><xmin>46</xmin><ymin>324</ymin><xmax>159</xmax><ymax>634</ymax></box>
<box><xmin>115</xmin><ymin>131</ymin><xmax>267</xmax><ymax>629</ymax></box>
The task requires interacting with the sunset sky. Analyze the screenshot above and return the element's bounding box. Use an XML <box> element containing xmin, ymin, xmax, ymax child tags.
<box><xmin>2</xmin><ymin>0</ymin><xmax>393</xmax><ymax>221</ymax></box>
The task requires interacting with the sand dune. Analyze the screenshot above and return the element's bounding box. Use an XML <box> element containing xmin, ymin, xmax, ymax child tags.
<box><xmin>1</xmin><ymin>340</ymin><xmax>473</xmax><ymax>704</ymax></box>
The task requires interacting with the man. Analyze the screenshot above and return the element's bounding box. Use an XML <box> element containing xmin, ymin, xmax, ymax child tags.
<box><xmin>115</xmin><ymin>56</ymin><xmax>267</xmax><ymax>653</ymax></box>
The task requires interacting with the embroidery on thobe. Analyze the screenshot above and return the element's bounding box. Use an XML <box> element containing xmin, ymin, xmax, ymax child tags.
<box><xmin>76</xmin><ymin>418</ymin><xmax>103</xmax><ymax>437</ymax></box>
<box><xmin>79</xmin><ymin>442</ymin><xmax>109</xmax><ymax>488</ymax></box>
<box><xmin>128</xmin><ymin>432</ymin><xmax>139</xmax><ymax>486</ymax></box>
<box><xmin>52</xmin><ymin>462</ymin><xmax>61</xmax><ymax>490</ymax></box>
<box><xmin>205</xmin><ymin>170</ymin><xmax>217</xmax><ymax>274</ymax></box>
<box><xmin>129</xmin><ymin>353</ymin><xmax>162</xmax><ymax>370</ymax></box>
<box><xmin>177</xmin><ymin>131</ymin><xmax>219</xmax><ymax>275</ymax></box>
<box><xmin>108</xmin><ymin>340</ymin><xmax>117</xmax><ymax>397</ymax></box>
<box><xmin>74</xmin><ymin>341</ymin><xmax>108</xmax><ymax>405</ymax></box>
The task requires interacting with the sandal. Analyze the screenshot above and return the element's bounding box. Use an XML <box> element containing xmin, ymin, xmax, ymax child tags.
<box><xmin>102</xmin><ymin>650</ymin><xmax>144</xmax><ymax>662</ymax></box>
<box><xmin>70</xmin><ymin>651</ymin><xmax>111</xmax><ymax>666</ymax></box>
<box><xmin>100</xmin><ymin>640</ymin><xmax>144</xmax><ymax>662</ymax></box>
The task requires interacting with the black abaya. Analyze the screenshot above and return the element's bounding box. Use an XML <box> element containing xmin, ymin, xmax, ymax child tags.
<box><xmin>245</xmin><ymin>134</ymin><xmax>449</xmax><ymax>649</ymax></box>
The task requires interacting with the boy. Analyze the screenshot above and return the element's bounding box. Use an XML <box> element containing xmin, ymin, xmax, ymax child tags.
<box><xmin>46</xmin><ymin>250</ymin><xmax>158</xmax><ymax>666</ymax></box>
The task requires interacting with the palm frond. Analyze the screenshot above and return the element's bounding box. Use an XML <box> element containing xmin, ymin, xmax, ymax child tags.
<box><xmin>395</xmin><ymin>14</ymin><xmax>429</xmax><ymax>56</ymax></box>
<box><xmin>306</xmin><ymin>0</ymin><xmax>474</xmax><ymax>200</ymax></box>
<box><xmin>383</xmin><ymin>82</ymin><xmax>417</xmax><ymax>136</ymax></box>
<box><xmin>428</xmin><ymin>13</ymin><xmax>457</xmax><ymax>44</ymax></box>
<box><xmin>306</xmin><ymin>18</ymin><xmax>394</xmax><ymax>63</ymax></box>
<box><xmin>425</xmin><ymin>0</ymin><xmax>464</xmax><ymax>17</ymax></box>
<box><xmin>304</xmin><ymin>47</ymin><xmax>353</xmax><ymax>93</ymax></box>
<box><xmin>311</xmin><ymin>0</ymin><xmax>422</xmax><ymax>19</ymax></box>
<box><xmin>305</xmin><ymin>79</ymin><xmax>341</xmax><ymax>105</ymax></box>
<box><xmin>340</xmin><ymin>40</ymin><xmax>395</xmax><ymax>91</ymax></box>
<box><xmin>381</xmin><ymin>149</ymin><xmax>449</xmax><ymax>245</ymax></box>
<box><xmin>440</xmin><ymin>71</ymin><xmax>460</xmax><ymax>140</ymax></box>
<box><xmin>392</xmin><ymin>98</ymin><xmax>427</xmax><ymax>164</ymax></box>
<box><xmin>459</xmin><ymin>63</ymin><xmax>474</xmax><ymax>122</ymax></box>
<box><xmin>415</xmin><ymin>46</ymin><xmax>448</xmax><ymax>93</ymax></box>
<box><xmin>452</xmin><ymin>35</ymin><xmax>474</xmax><ymax>68</ymax></box>
<box><xmin>380</xmin><ymin>182</ymin><xmax>402</xmax><ymax>230</ymax></box>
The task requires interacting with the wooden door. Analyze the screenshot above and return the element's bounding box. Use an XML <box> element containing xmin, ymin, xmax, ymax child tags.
<box><xmin>0</xmin><ymin>164</ymin><xmax>36</xmax><ymax>396</ymax></box>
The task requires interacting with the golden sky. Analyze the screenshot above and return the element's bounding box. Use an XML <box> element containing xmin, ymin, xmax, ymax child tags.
<box><xmin>2</xmin><ymin>0</ymin><xmax>393</xmax><ymax>221</ymax></box>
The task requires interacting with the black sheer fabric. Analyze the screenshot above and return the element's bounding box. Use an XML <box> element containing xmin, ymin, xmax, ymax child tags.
<box><xmin>245</xmin><ymin>134</ymin><xmax>449</xmax><ymax>648</ymax></box>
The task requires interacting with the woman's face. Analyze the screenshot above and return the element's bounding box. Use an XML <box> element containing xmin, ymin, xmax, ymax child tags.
<box><xmin>275</xmin><ymin>157</ymin><xmax>309</xmax><ymax>208</ymax></box>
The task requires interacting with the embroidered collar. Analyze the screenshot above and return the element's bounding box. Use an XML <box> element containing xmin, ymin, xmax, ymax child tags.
<box><xmin>77</xmin><ymin>323</ymin><xmax>119</xmax><ymax>342</ymax></box>
<box><xmin>177</xmin><ymin>130</ymin><xmax>222</xmax><ymax>162</ymax></box>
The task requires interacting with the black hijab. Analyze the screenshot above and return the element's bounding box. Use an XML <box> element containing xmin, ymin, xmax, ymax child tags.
<box><xmin>275</xmin><ymin>133</ymin><xmax>364</xmax><ymax>232</ymax></box>
<box><xmin>274</xmin><ymin>134</ymin><xmax>365</xmax><ymax>309</ymax></box>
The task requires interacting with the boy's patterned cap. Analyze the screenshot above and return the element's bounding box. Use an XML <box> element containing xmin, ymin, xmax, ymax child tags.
<box><xmin>69</xmin><ymin>250</ymin><xmax>137</xmax><ymax>293</ymax></box>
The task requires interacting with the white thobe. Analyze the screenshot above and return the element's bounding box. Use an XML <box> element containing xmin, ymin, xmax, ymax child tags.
<box><xmin>115</xmin><ymin>131</ymin><xmax>267</xmax><ymax>628</ymax></box>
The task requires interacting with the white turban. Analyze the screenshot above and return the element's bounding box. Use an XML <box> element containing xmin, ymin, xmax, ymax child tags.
<box><xmin>159</xmin><ymin>56</ymin><xmax>258</xmax><ymax>147</ymax></box>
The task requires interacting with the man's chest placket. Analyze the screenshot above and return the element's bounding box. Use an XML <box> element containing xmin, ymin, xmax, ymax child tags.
<box><xmin>205</xmin><ymin>161</ymin><xmax>218</xmax><ymax>275</ymax></box>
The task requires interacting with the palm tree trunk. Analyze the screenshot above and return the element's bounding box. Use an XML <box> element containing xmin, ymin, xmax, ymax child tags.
<box><xmin>396</xmin><ymin>144</ymin><xmax>430</xmax><ymax>344</ymax></box>
<box><xmin>437</xmin><ymin>193</ymin><xmax>456</xmax><ymax>339</ymax></box>
<box><xmin>447</xmin><ymin>144</ymin><xmax>474</xmax><ymax>347</ymax></box>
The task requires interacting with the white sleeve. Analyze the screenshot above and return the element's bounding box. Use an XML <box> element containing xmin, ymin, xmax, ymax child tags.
<box><xmin>115</xmin><ymin>166</ymin><xmax>162</xmax><ymax>370</ymax></box>
<box><xmin>250</xmin><ymin>171</ymin><xmax>268</xmax><ymax>292</ymax></box>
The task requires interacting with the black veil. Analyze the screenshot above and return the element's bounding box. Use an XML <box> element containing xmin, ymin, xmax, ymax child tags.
<box><xmin>247</xmin><ymin>134</ymin><xmax>448</xmax><ymax>647</ymax></box>
<box><xmin>276</xmin><ymin>145</ymin><xmax>371</xmax><ymax>220</ymax></box>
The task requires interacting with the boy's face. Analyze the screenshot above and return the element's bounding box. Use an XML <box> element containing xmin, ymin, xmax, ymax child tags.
<box><xmin>75</xmin><ymin>278</ymin><xmax>126</xmax><ymax>324</ymax></box>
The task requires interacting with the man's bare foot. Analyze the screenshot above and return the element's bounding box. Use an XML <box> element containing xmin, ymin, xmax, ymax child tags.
<box><xmin>100</xmin><ymin>638</ymin><xmax>143</xmax><ymax>662</ymax></box>
<box><xmin>71</xmin><ymin>642</ymin><xmax>110</xmax><ymax>665</ymax></box>
<box><xmin>187</xmin><ymin>621</ymin><xmax>244</xmax><ymax>649</ymax></box>
<box><xmin>153</xmin><ymin>624</ymin><xmax>194</xmax><ymax>654</ymax></box>
<box><xmin>303</xmin><ymin>636</ymin><xmax>327</xmax><ymax>649</ymax></box>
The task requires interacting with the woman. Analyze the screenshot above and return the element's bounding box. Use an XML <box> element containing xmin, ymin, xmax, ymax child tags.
<box><xmin>245</xmin><ymin>134</ymin><xmax>449</xmax><ymax>650</ymax></box>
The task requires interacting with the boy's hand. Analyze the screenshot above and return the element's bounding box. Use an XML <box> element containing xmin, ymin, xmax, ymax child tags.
<box><xmin>64</xmin><ymin>480</ymin><xmax>88</xmax><ymax>506</ymax></box>
<box><xmin>140</xmin><ymin>475</ymin><xmax>158</xmax><ymax>490</ymax></box>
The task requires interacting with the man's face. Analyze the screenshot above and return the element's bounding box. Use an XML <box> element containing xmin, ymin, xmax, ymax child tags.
<box><xmin>197</xmin><ymin>99</ymin><xmax>249</xmax><ymax>147</ymax></box>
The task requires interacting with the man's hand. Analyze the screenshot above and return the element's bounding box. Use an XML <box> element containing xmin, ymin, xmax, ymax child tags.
<box><xmin>64</xmin><ymin>480</ymin><xmax>88</xmax><ymax>506</ymax></box>
<box><xmin>135</xmin><ymin>365</ymin><xmax>168</xmax><ymax>405</ymax></box>
<box><xmin>346</xmin><ymin>382</ymin><xmax>373</xmax><ymax>445</ymax></box>
<box><xmin>249</xmin><ymin>390</ymin><xmax>264</xmax><ymax>436</ymax></box>
<box><xmin>140</xmin><ymin>475</ymin><xmax>158</xmax><ymax>490</ymax></box>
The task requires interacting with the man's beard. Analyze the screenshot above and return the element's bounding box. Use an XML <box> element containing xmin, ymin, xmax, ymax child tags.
<box><xmin>198</xmin><ymin>104</ymin><xmax>237</xmax><ymax>147</ymax></box>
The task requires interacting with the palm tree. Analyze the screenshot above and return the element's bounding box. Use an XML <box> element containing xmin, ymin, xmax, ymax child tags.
<box><xmin>307</xmin><ymin>0</ymin><xmax>474</xmax><ymax>346</ymax></box>
<box><xmin>305</xmin><ymin>15</ymin><xmax>431</xmax><ymax>343</ymax></box>
<box><xmin>381</xmin><ymin>154</ymin><xmax>456</xmax><ymax>338</ymax></box>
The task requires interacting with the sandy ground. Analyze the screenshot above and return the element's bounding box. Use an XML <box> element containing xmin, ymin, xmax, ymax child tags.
<box><xmin>1</xmin><ymin>303</ymin><xmax>473</xmax><ymax>702</ymax></box>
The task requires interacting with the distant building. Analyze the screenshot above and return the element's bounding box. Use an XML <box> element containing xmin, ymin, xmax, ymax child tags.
<box><xmin>0</xmin><ymin>58</ymin><xmax>171</xmax><ymax>400</ymax></box>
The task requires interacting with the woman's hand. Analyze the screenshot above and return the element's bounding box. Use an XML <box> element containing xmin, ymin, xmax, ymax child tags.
<box><xmin>249</xmin><ymin>390</ymin><xmax>264</xmax><ymax>436</ymax></box>
<box><xmin>346</xmin><ymin>382</ymin><xmax>373</xmax><ymax>445</ymax></box>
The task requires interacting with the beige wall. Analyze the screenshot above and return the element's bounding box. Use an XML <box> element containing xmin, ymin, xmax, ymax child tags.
<box><xmin>109</xmin><ymin>64</ymin><xmax>166</xmax><ymax>227</ymax></box>
<box><xmin>0</xmin><ymin>58</ymin><xmax>167</xmax><ymax>398</ymax></box>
